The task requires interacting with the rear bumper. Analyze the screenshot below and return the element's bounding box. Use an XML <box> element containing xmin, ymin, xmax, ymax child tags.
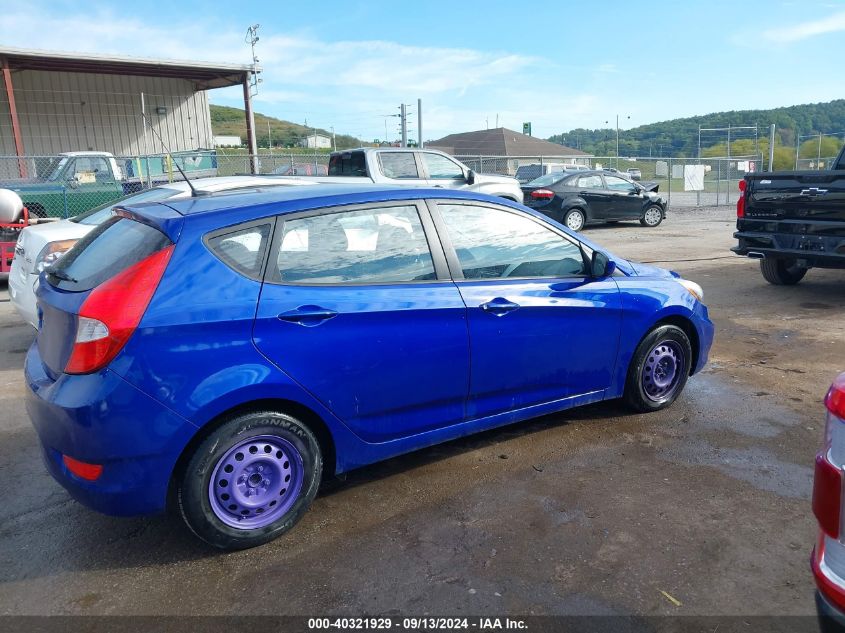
<box><xmin>734</xmin><ymin>229</ymin><xmax>845</xmax><ymax>269</ymax></box>
<box><xmin>24</xmin><ymin>342</ymin><xmax>198</xmax><ymax>516</ymax></box>
<box><xmin>8</xmin><ymin>268</ymin><xmax>38</xmax><ymax>328</ymax></box>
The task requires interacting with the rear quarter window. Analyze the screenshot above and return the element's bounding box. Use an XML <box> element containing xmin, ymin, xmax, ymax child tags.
<box><xmin>205</xmin><ymin>221</ymin><xmax>273</xmax><ymax>280</ymax></box>
<box><xmin>328</xmin><ymin>152</ymin><xmax>367</xmax><ymax>176</ymax></box>
<box><xmin>47</xmin><ymin>216</ymin><xmax>171</xmax><ymax>292</ymax></box>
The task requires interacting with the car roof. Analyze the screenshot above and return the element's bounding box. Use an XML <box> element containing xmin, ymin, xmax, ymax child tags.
<box><xmin>140</xmin><ymin>184</ymin><xmax>509</xmax><ymax>220</ymax></box>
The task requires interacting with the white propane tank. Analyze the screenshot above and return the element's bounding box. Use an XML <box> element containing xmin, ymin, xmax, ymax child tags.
<box><xmin>0</xmin><ymin>189</ymin><xmax>23</xmax><ymax>223</ymax></box>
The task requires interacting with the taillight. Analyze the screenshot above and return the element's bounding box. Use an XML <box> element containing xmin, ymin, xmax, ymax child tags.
<box><xmin>814</xmin><ymin>374</ymin><xmax>845</xmax><ymax>538</ymax></box>
<box><xmin>815</xmin><ymin>455</ymin><xmax>842</xmax><ymax>539</ymax></box>
<box><xmin>530</xmin><ymin>189</ymin><xmax>555</xmax><ymax>200</ymax></box>
<box><xmin>736</xmin><ymin>179</ymin><xmax>746</xmax><ymax>218</ymax></box>
<box><xmin>65</xmin><ymin>244</ymin><xmax>174</xmax><ymax>374</ymax></box>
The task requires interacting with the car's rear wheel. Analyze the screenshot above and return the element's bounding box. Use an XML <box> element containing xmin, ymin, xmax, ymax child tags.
<box><xmin>760</xmin><ymin>258</ymin><xmax>807</xmax><ymax>285</ymax></box>
<box><xmin>563</xmin><ymin>208</ymin><xmax>586</xmax><ymax>231</ymax></box>
<box><xmin>640</xmin><ymin>205</ymin><xmax>663</xmax><ymax>227</ymax></box>
<box><xmin>177</xmin><ymin>411</ymin><xmax>322</xmax><ymax>550</ymax></box>
<box><xmin>623</xmin><ymin>325</ymin><xmax>692</xmax><ymax>412</ymax></box>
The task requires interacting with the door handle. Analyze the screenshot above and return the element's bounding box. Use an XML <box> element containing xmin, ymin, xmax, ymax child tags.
<box><xmin>480</xmin><ymin>297</ymin><xmax>520</xmax><ymax>316</ymax></box>
<box><xmin>277</xmin><ymin>305</ymin><xmax>338</xmax><ymax>326</ymax></box>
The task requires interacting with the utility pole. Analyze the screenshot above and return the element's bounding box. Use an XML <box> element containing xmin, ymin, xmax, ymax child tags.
<box><xmin>768</xmin><ymin>124</ymin><xmax>775</xmax><ymax>171</ymax></box>
<box><xmin>331</xmin><ymin>126</ymin><xmax>336</xmax><ymax>151</ymax></box>
<box><xmin>818</xmin><ymin>133</ymin><xmax>823</xmax><ymax>167</ymax></box>
<box><xmin>418</xmin><ymin>98</ymin><xmax>423</xmax><ymax>149</ymax></box>
<box><xmin>267</xmin><ymin>121</ymin><xmax>271</xmax><ymax>151</ymax></box>
<box><xmin>400</xmin><ymin>103</ymin><xmax>408</xmax><ymax>148</ymax></box>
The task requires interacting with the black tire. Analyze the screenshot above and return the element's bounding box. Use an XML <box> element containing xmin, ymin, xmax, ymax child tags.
<box><xmin>623</xmin><ymin>325</ymin><xmax>693</xmax><ymax>413</ymax></box>
<box><xmin>759</xmin><ymin>258</ymin><xmax>807</xmax><ymax>285</ymax></box>
<box><xmin>563</xmin><ymin>208</ymin><xmax>586</xmax><ymax>232</ymax></box>
<box><xmin>640</xmin><ymin>205</ymin><xmax>663</xmax><ymax>227</ymax></box>
<box><xmin>177</xmin><ymin>411</ymin><xmax>322</xmax><ymax>550</ymax></box>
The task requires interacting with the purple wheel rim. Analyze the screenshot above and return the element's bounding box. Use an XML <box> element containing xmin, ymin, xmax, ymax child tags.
<box><xmin>641</xmin><ymin>340</ymin><xmax>684</xmax><ymax>402</ymax></box>
<box><xmin>208</xmin><ymin>434</ymin><xmax>304</xmax><ymax>529</ymax></box>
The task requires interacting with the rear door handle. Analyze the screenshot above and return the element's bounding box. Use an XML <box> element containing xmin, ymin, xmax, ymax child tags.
<box><xmin>480</xmin><ymin>297</ymin><xmax>520</xmax><ymax>316</ymax></box>
<box><xmin>277</xmin><ymin>305</ymin><xmax>338</xmax><ymax>326</ymax></box>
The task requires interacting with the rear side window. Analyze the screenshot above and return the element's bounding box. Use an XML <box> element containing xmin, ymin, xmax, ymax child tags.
<box><xmin>378</xmin><ymin>153</ymin><xmax>420</xmax><ymax>179</ymax></box>
<box><xmin>328</xmin><ymin>151</ymin><xmax>367</xmax><ymax>176</ymax></box>
<box><xmin>206</xmin><ymin>222</ymin><xmax>272</xmax><ymax>280</ymax></box>
<box><xmin>47</xmin><ymin>217</ymin><xmax>171</xmax><ymax>292</ymax></box>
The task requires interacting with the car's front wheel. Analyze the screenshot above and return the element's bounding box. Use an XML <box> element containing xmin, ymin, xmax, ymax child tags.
<box><xmin>563</xmin><ymin>208</ymin><xmax>586</xmax><ymax>231</ymax></box>
<box><xmin>177</xmin><ymin>411</ymin><xmax>322</xmax><ymax>550</ymax></box>
<box><xmin>623</xmin><ymin>325</ymin><xmax>692</xmax><ymax>412</ymax></box>
<box><xmin>640</xmin><ymin>205</ymin><xmax>663</xmax><ymax>227</ymax></box>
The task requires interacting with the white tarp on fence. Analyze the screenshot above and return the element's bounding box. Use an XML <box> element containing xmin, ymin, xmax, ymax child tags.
<box><xmin>684</xmin><ymin>164</ymin><xmax>705</xmax><ymax>191</ymax></box>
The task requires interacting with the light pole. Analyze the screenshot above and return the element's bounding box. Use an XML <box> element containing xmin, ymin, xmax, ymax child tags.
<box><xmin>606</xmin><ymin>115</ymin><xmax>630</xmax><ymax>168</ymax></box>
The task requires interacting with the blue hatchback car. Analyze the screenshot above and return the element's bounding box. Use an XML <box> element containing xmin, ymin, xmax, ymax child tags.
<box><xmin>25</xmin><ymin>185</ymin><xmax>713</xmax><ymax>549</ymax></box>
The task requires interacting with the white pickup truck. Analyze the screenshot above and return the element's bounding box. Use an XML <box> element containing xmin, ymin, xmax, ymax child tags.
<box><xmin>299</xmin><ymin>148</ymin><xmax>523</xmax><ymax>203</ymax></box>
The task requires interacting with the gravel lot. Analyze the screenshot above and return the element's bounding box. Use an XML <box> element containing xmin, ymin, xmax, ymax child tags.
<box><xmin>0</xmin><ymin>204</ymin><xmax>841</xmax><ymax>617</ymax></box>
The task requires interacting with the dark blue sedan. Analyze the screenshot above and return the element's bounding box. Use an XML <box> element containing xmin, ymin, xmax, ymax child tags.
<box><xmin>25</xmin><ymin>185</ymin><xmax>713</xmax><ymax>549</ymax></box>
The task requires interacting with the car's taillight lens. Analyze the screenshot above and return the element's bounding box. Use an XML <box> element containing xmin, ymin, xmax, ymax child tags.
<box><xmin>814</xmin><ymin>374</ymin><xmax>845</xmax><ymax>539</ymax></box>
<box><xmin>530</xmin><ymin>189</ymin><xmax>554</xmax><ymax>200</ymax></box>
<box><xmin>737</xmin><ymin>179</ymin><xmax>746</xmax><ymax>218</ymax></box>
<box><xmin>64</xmin><ymin>244</ymin><xmax>174</xmax><ymax>374</ymax></box>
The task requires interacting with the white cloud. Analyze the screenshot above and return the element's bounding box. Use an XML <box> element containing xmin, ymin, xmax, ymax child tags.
<box><xmin>762</xmin><ymin>9</ymin><xmax>845</xmax><ymax>42</ymax></box>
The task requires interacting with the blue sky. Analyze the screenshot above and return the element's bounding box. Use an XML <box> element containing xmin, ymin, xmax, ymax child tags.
<box><xmin>2</xmin><ymin>0</ymin><xmax>844</xmax><ymax>141</ymax></box>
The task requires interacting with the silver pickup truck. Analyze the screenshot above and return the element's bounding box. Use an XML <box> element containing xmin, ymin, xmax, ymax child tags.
<box><xmin>287</xmin><ymin>148</ymin><xmax>523</xmax><ymax>203</ymax></box>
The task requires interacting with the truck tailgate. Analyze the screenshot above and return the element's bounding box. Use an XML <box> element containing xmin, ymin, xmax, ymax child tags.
<box><xmin>747</xmin><ymin>171</ymin><xmax>845</xmax><ymax>221</ymax></box>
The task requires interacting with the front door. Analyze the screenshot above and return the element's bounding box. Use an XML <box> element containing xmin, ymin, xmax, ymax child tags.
<box><xmin>253</xmin><ymin>201</ymin><xmax>470</xmax><ymax>443</ymax></box>
<box><xmin>431</xmin><ymin>201</ymin><xmax>622</xmax><ymax>420</ymax></box>
<box><xmin>603</xmin><ymin>174</ymin><xmax>643</xmax><ymax>219</ymax></box>
<box><xmin>574</xmin><ymin>173</ymin><xmax>613</xmax><ymax>220</ymax></box>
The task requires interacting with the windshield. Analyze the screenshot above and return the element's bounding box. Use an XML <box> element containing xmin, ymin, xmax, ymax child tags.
<box><xmin>70</xmin><ymin>186</ymin><xmax>184</xmax><ymax>226</ymax></box>
<box><xmin>45</xmin><ymin>157</ymin><xmax>69</xmax><ymax>181</ymax></box>
<box><xmin>526</xmin><ymin>173</ymin><xmax>567</xmax><ymax>187</ymax></box>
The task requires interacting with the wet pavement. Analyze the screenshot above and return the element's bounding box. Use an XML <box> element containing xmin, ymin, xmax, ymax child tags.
<box><xmin>0</xmin><ymin>205</ymin><xmax>841</xmax><ymax>616</ymax></box>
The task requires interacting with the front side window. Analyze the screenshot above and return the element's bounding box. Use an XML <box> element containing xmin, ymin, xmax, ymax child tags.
<box><xmin>604</xmin><ymin>175</ymin><xmax>637</xmax><ymax>192</ymax></box>
<box><xmin>437</xmin><ymin>204</ymin><xmax>587</xmax><ymax>280</ymax></box>
<box><xmin>421</xmin><ymin>153</ymin><xmax>464</xmax><ymax>179</ymax></box>
<box><xmin>378</xmin><ymin>153</ymin><xmax>420</xmax><ymax>179</ymax></box>
<box><xmin>276</xmin><ymin>205</ymin><xmax>435</xmax><ymax>284</ymax></box>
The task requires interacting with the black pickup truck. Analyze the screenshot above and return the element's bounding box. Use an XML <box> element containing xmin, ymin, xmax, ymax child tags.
<box><xmin>733</xmin><ymin>146</ymin><xmax>845</xmax><ymax>284</ymax></box>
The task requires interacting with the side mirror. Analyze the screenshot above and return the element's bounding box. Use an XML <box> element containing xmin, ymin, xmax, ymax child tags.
<box><xmin>466</xmin><ymin>169</ymin><xmax>476</xmax><ymax>185</ymax></box>
<box><xmin>591</xmin><ymin>251</ymin><xmax>616</xmax><ymax>277</ymax></box>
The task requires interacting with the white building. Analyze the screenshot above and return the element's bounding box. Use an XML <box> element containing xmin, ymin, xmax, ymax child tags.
<box><xmin>300</xmin><ymin>134</ymin><xmax>332</xmax><ymax>150</ymax></box>
<box><xmin>214</xmin><ymin>135</ymin><xmax>242</xmax><ymax>147</ymax></box>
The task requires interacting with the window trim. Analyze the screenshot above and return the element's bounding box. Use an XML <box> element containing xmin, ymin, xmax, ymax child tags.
<box><xmin>426</xmin><ymin>199</ymin><xmax>593</xmax><ymax>282</ymax></box>
<box><xmin>263</xmin><ymin>199</ymin><xmax>452</xmax><ymax>287</ymax></box>
<box><xmin>202</xmin><ymin>217</ymin><xmax>278</xmax><ymax>282</ymax></box>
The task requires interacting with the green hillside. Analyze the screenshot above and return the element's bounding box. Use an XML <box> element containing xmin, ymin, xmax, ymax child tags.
<box><xmin>210</xmin><ymin>104</ymin><xmax>362</xmax><ymax>150</ymax></box>
<box><xmin>548</xmin><ymin>99</ymin><xmax>845</xmax><ymax>161</ymax></box>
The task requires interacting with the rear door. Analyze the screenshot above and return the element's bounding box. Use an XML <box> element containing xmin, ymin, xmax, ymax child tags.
<box><xmin>430</xmin><ymin>201</ymin><xmax>622</xmax><ymax>420</ymax></box>
<box><xmin>253</xmin><ymin>201</ymin><xmax>470</xmax><ymax>443</ymax></box>
<box><xmin>574</xmin><ymin>174</ymin><xmax>612</xmax><ymax>218</ymax></box>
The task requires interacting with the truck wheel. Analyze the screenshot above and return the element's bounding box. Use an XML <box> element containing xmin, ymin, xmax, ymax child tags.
<box><xmin>624</xmin><ymin>325</ymin><xmax>692</xmax><ymax>412</ymax></box>
<box><xmin>760</xmin><ymin>258</ymin><xmax>807</xmax><ymax>285</ymax></box>
<box><xmin>177</xmin><ymin>410</ymin><xmax>322</xmax><ymax>550</ymax></box>
<box><xmin>24</xmin><ymin>203</ymin><xmax>47</xmax><ymax>219</ymax></box>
